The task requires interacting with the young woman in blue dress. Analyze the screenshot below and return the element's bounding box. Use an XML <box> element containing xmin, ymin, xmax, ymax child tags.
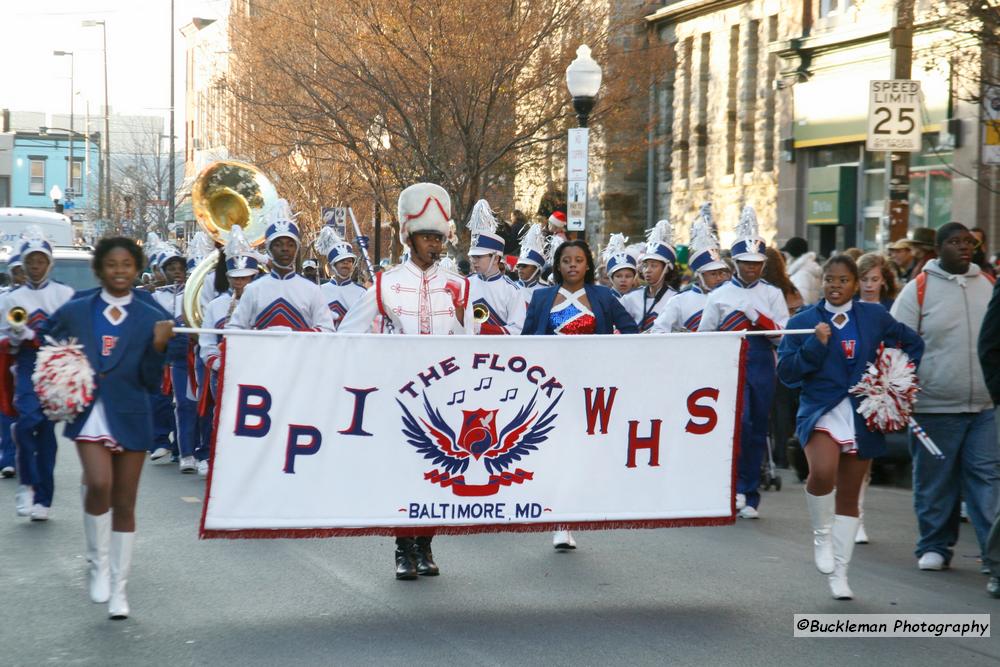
<box><xmin>523</xmin><ymin>239</ymin><xmax>638</xmax><ymax>550</ymax></box>
<box><xmin>45</xmin><ymin>237</ymin><xmax>175</xmax><ymax>619</ymax></box>
<box><xmin>777</xmin><ymin>255</ymin><xmax>922</xmax><ymax>600</ymax></box>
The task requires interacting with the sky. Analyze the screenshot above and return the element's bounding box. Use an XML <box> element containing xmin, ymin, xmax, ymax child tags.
<box><xmin>0</xmin><ymin>0</ymin><xmax>229</xmax><ymax>131</ymax></box>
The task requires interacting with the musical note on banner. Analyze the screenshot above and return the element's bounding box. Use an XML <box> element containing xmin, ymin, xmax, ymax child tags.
<box><xmin>499</xmin><ymin>388</ymin><xmax>518</xmax><ymax>402</ymax></box>
<box><xmin>474</xmin><ymin>377</ymin><xmax>493</xmax><ymax>391</ymax></box>
<box><xmin>447</xmin><ymin>390</ymin><xmax>466</xmax><ymax>406</ymax></box>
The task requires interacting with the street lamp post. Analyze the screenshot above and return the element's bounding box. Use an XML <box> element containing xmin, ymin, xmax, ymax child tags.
<box><xmin>564</xmin><ymin>45</ymin><xmax>602</xmax><ymax>236</ymax></box>
<box><xmin>53</xmin><ymin>50</ymin><xmax>75</xmax><ymax>201</ymax></box>
<box><xmin>50</xmin><ymin>185</ymin><xmax>64</xmax><ymax>214</ymax></box>
<box><xmin>40</xmin><ymin>126</ymin><xmax>99</xmax><ymax>217</ymax></box>
<box><xmin>82</xmin><ymin>19</ymin><xmax>111</xmax><ymax>221</ymax></box>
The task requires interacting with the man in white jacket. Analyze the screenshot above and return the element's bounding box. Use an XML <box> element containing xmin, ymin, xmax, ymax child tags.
<box><xmin>782</xmin><ymin>237</ymin><xmax>822</xmax><ymax>305</ymax></box>
<box><xmin>891</xmin><ymin>222</ymin><xmax>998</xmax><ymax>573</ymax></box>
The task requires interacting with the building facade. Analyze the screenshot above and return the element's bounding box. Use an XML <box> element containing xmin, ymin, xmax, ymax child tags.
<box><xmin>645</xmin><ymin>0</ymin><xmax>1000</xmax><ymax>255</ymax></box>
<box><xmin>5</xmin><ymin>131</ymin><xmax>100</xmax><ymax>217</ymax></box>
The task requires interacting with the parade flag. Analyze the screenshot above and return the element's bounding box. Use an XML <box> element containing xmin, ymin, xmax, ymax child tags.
<box><xmin>201</xmin><ymin>333</ymin><xmax>745</xmax><ymax>538</ymax></box>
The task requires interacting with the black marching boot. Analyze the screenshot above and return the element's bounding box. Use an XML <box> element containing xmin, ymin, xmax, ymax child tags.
<box><xmin>395</xmin><ymin>538</ymin><xmax>417</xmax><ymax>580</ymax></box>
<box><xmin>412</xmin><ymin>536</ymin><xmax>439</xmax><ymax>576</ymax></box>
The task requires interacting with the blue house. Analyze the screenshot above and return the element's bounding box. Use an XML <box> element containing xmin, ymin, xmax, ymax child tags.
<box><xmin>9</xmin><ymin>131</ymin><xmax>101</xmax><ymax>213</ymax></box>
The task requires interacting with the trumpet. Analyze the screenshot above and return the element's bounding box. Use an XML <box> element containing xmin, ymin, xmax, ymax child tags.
<box><xmin>472</xmin><ymin>303</ymin><xmax>491</xmax><ymax>324</ymax></box>
<box><xmin>7</xmin><ymin>306</ymin><xmax>27</xmax><ymax>330</ymax></box>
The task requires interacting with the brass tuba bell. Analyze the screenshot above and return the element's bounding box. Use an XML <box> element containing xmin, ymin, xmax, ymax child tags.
<box><xmin>183</xmin><ymin>161</ymin><xmax>277</xmax><ymax>327</ymax></box>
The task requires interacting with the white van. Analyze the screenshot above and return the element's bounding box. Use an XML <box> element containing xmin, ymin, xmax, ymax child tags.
<box><xmin>0</xmin><ymin>208</ymin><xmax>98</xmax><ymax>291</ymax></box>
<box><xmin>0</xmin><ymin>208</ymin><xmax>75</xmax><ymax>247</ymax></box>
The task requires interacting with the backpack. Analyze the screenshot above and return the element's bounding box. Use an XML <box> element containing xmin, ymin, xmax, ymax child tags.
<box><xmin>914</xmin><ymin>269</ymin><xmax>995</xmax><ymax>335</ymax></box>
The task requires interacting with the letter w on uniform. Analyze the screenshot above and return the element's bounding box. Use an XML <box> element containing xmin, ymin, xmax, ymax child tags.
<box><xmin>584</xmin><ymin>387</ymin><xmax>618</xmax><ymax>435</ymax></box>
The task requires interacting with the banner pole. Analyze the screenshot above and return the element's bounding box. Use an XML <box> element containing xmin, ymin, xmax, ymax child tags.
<box><xmin>173</xmin><ymin>327</ymin><xmax>818</xmax><ymax>337</ymax></box>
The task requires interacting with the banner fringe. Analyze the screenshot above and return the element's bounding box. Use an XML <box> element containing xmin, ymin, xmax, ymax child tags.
<box><xmin>199</xmin><ymin>516</ymin><xmax>735</xmax><ymax>540</ymax></box>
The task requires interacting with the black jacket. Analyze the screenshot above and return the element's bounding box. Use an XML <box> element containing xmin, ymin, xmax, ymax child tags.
<box><xmin>979</xmin><ymin>279</ymin><xmax>1000</xmax><ymax>403</ymax></box>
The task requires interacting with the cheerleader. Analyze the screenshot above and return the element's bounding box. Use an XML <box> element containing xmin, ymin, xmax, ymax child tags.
<box><xmin>650</xmin><ymin>211</ymin><xmax>730</xmax><ymax>332</ymax></box>
<box><xmin>42</xmin><ymin>237</ymin><xmax>173</xmax><ymax>619</ymax></box>
<box><xmin>777</xmin><ymin>255</ymin><xmax>922</xmax><ymax>599</ymax></box>
<box><xmin>314</xmin><ymin>226</ymin><xmax>366</xmax><ymax>330</ymax></box>
<box><xmin>523</xmin><ymin>239</ymin><xmax>638</xmax><ymax>550</ymax></box>
<box><xmin>700</xmin><ymin>206</ymin><xmax>789</xmax><ymax>519</ymax></box>
<box><xmin>227</xmin><ymin>200</ymin><xmax>335</xmax><ymax>332</ymax></box>
<box><xmin>601</xmin><ymin>233</ymin><xmax>639</xmax><ymax>300</ymax></box>
<box><xmin>0</xmin><ymin>227</ymin><xmax>75</xmax><ymax>520</ymax></box>
<box><xmin>515</xmin><ymin>223</ymin><xmax>547</xmax><ymax>304</ymax></box>
<box><xmin>621</xmin><ymin>220</ymin><xmax>678</xmax><ymax>331</ymax></box>
<box><xmin>467</xmin><ymin>199</ymin><xmax>525</xmax><ymax>335</ymax></box>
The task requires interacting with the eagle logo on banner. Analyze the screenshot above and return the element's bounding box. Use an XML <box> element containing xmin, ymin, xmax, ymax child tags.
<box><xmin>396</xmin><ymin>390</ymin><xmax>562</xmax><ymax>496</ymax></box>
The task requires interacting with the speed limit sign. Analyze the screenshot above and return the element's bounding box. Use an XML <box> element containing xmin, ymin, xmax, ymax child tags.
<box><xmin>866</xmin><ymin>80</ymin><xmax>923</xmax><ymax>152</ymax></box>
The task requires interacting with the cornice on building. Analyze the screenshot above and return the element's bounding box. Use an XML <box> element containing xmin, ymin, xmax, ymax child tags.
<box><xmin>645</xmin><ymin>0</ymin><xmax>748</xmax><ymax>24</ymax></box>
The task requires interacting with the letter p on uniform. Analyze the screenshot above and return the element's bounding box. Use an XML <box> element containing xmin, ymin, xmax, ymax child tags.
<box><xmin>283</xmin><ymin>425</ymin><xmax>323</xmax><ymax>474</ymax></box>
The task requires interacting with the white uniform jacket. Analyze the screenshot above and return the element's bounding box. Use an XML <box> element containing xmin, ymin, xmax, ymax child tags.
<box><xmin>226</xmin><ymin>272</ymin><xmax>335</xmax><ymax>332</ymax></box>
<box><xmin>339</xmin><ymin>260</ymin><xmax>472</xmax><ymax>335</ymax></box>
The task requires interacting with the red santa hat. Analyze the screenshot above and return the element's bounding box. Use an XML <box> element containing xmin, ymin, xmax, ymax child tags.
<box><xmin>548</xmin><ymin>209</ymin><xmax>567</xmax><ymax>229</ymax></box>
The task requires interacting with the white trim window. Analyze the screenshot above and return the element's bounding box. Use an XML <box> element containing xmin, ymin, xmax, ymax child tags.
<box><xmin>29</xmin><ymin>159</ymin><xmax>45</xmax><ymax>194</ymax></box>
<box><xmin>819</xmin><ymin>0</ymin><xmax>852</xmax><ymax>18</ymax></box>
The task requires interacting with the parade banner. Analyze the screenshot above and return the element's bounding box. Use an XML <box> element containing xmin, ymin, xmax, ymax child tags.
<box><xmin>200</xmin><ymin>333</ymin><xmax>746</xmax><ymax>538</ymax></box>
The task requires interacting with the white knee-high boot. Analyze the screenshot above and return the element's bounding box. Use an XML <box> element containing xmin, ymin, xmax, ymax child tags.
<box><xmin>829</xmin><ymin>515</ymin><xmax>860</xmax><ymax>600</ymax></box>
<box><xmin>805</xmin><ymin>490</ymin><xmax>835</xmax><ymax>574</ymax></box>
<box><xmin>83</xmin><ymin>512</ymin><xmax>111</xmax><ymax>603</ymax></box>
<box><xmin>855</xmin><ymin>477</ymin><xmax>869</xmax><ymax>544</ymax></box>
<box><xmin>108</xmin><ymin>531</ymin><xmax>135</xmax><ymax>619</ymax></box>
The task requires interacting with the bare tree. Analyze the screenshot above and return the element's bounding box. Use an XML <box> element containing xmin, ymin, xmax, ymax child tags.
<box><xmin>108</xmin><ymin>127</ymin><xmax>183</xmax><ymax>240</ymax></box>
<box><xmin>225</xmin><ymin>0</ymin><xmax>647</xmax><ymax>252</ymax></box>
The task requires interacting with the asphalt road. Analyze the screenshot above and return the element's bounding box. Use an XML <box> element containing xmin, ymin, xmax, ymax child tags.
<box><xmin>2</xmin><ymin>437</ymin><xmax>998</xmax><ymax>666</ymax></box>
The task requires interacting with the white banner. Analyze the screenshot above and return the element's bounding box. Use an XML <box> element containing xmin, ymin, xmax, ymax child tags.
<box><xmin>201</xmin><ymin>333</ymin><xmax>745</xmax><ymax>538</ymax></box>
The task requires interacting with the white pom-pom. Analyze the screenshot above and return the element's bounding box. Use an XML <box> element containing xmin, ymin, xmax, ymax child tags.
<box><xmin>32</xmin><ymin>338</ymin><xmax>95</xmax><ymax>423</ymax></box>
<box><xmin>467</xmin><ymin>199</ymin><xmax>498</xmax><ymax>235</ymax></box>
<box><xmin>849</xmin><ymin>345</ymin><xmax>920</xmax><ymax>433</ymax></box>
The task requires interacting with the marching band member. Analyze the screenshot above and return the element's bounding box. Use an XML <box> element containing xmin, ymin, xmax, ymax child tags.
<box><xmin>515</xmin><ymin>223</ymin><xmax>547</xmax><ymax>304</ymax></box>
<box><xmin>0</xmin><ymin>253</ymin><xmax>22</xmax><ymax>478</ymax></box>
<box><xmin>302</xmin><ymin>258</ymin><xmax>320</xmax><ymax>285</ymax></box>
<box><xmin>467</xmin><ymin>199</ymin><xmax>525</xmax><ymax>335</ymax></box>
<box><xmin>601</xmin><ymin>233</ymin><xmax>640</xmax><ymax>300</ymax></box>
<box><xmin>778</xmin><ymin>255</ymin><xmax>922</xmax><ymax>599</ymax></box>
<box><xmin>227</xmin><ymin>200</ymin><xmax>335</xmax><ymax>333</ymax></box>
<box><xmin>621</xmin><ymin>220</ymin><xmax>678</xmax><ymax>332</ymax></box>
<box><xmin>340</xmin><ymin>182</ymin><xmax>472</xmax><ymax>580</ymax></box>
<box><xmin>198</xmin><ymin>227</ymin><xmax>261</xmax><ymax>477</ymax></box>
<box><xmin>523</xmin><ymin>239</ymin><xmax>638</xmax><ymax>550</ymax></box>
<box><xmin>185</xmin><ymin>233</ymin><xmax>218</xmax><ymax>474</ymax></box>
<box><xmin>0</xmin><ymin>227</ymin><xmax>75</xmax><ymax>520</ymax></box>
<box><xmin>44</xmin><ymin>237</ymin><xmax>174</xmax><ymax>619</ymax></box>
<box><xmin>314</xmin><ymin>226</ymin><xmax>366</xmax><ymax>330</ymax></box>
<box><xmin>152</xmin><ymin>242</ymin><xmax>198</xmax><ymax>474</ymax></box>
<box><xmin>700</xmin><ymin>206</ymin><xmax>789</xmax><ymax>519</ymax></box>
<box><xmin>650</xmin><ymin>212</ymin><xmax>730</xmax><ymax>333</ymax></box>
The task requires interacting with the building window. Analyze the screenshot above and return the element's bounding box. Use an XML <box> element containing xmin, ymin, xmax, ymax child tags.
<box><xmin>29</xmin><ymin>159</ymin><xmax>45</xmax><ymax>195</ymax></box>
<box><xmin>741</xmin><ymin>20</ymin><xmax>760</xmax><ymax>173</ymax></box>
<box><xmin>726</xmin><ymin>25</ymin><xmax>740</xmax><ymax>174</ymax></box>
<box><xmin>763</xmin><ymin>16</ymin><xmax>778</xmax><ymax>172</ymax></box>
<box><xmin>695</xmin><ymin>33</ymin><xmax>710</xmax><ymax>178</ymax></box>
<box><xmin>69</xmin><ymin>160</ymin><xmax>83</xmax><ymax>197</ymax></box>
<box><xmin>819</xmin><ymin>0</ymin><xmax>852</xmax><ymax>18</ymax></box>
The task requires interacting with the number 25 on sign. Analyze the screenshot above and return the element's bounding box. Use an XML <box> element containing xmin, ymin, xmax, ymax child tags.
<box><xmin>867</xmin><ymin>80</ymin><xmax>923</xmax><ymax>152</ymax></box>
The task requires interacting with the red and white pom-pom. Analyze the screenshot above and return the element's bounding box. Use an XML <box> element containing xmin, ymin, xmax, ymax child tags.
<box><xmin>32</xmin><ymin>338</ymin><xmax>95</xmax><ymax>423</ymax></box>
<box><xmin>849</xmin><ymin>344</ymin><xmax>920</xmax><ymax>433</ymax></box>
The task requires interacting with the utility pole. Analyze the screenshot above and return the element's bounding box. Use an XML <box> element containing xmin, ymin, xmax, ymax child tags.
<box><xmin>885</xmin><ymin>0</ymin><xmax>914</xmax><ymax>242</ymax></box>
<box><xmin>169</xmin><ymin>0</ymin><xmax>176</xmax><ymax>232</ymax></box>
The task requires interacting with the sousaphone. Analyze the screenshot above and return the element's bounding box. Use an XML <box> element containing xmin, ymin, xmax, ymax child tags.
<box><xmin>182</xmin><ymin>160</ymin><xmax>277</xmax><ymax>327</ymax></box>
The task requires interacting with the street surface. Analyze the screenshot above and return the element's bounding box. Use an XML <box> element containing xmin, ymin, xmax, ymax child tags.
<box><xmin>2</xmin><ymin>433</ymin><xmax>998</xmax><ymax>666</ymax></box>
